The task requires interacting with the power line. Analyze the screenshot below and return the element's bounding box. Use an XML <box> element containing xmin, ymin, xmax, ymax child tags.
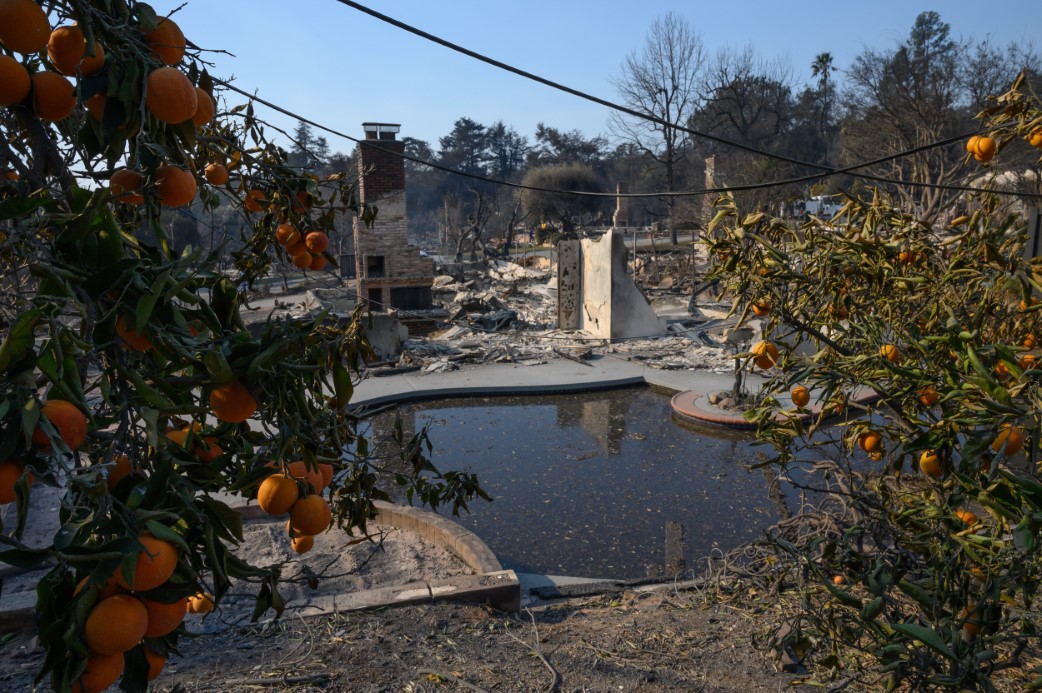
<box><xmin>214</xmin><ymin>78</ymin><xmax>1042</xmax><ymax>200</ymax></box>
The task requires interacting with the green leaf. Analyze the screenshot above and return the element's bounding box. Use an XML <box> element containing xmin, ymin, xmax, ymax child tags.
<box><xmin>891</xmin><ymin>622</ymin><xmax>957</xmax><ymax>661</ymax></box>
<box><xmin>0</xmin><ymin>309</ymin><xmax>42</xmax><ymax>373</ymax></box>
<box><xmin>144</xmin><ymin>520</ymin><xmax>191</xmax><ymax>553</ymax></box>
<box><xmin>197</xmin><ymin>496</ymin><xmax>244</xmax><ymax>543</ymax></box>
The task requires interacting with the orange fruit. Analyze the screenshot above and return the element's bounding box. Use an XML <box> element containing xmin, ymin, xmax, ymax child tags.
<box><xmin>144</xmin><ymin>16</ymin><xmax>185</xmax><ymax>65</ymax></box>
<box><xmin>857</xmin><ymin>430</ymin><xmax>883</xmax><ymax>453</ymax></box>
<box><xmin>72</xmin><ymin>651</ymin><xmax>125</xmax><ymax>693</ymax></box>
<box><xmin>106</xmin><ymin>454</ymin><xmax>134</xmax><ymax>490</ymax></box>
<box><xmin>84</xmin><ymin>92</ymin><xmax>106</xmax><ymax>120</ymax></box>
<box><xmin>203</xmin><ymin>163</ymin><xmax>228</xmax><ymax>186</ymax></box>
<box><xmin>956</xmin><ymin>509</ymin><xmax>979</xmax><ymax>526</ymax></box>
<box><xmin>209</xmin><ymin>380</ymin><xmax>257</xmax><ymax>423</ymax></box>
<box><xmin>790</xmin><ymin>385</ymin><xmax>810</xmax><ymax>408</ymax></box>
<box><xmin>196</xmin><ymin>436</ymin><xmax>223</xmax><ymax>462</ymax></box>
<box><xmin>187</xmin><ymin>592</ymin><xmax>213</xmax><ymax>614</ymax></box>
<box><xmin>832</xmin><ymin>575</ymin><xmax>845</xmax><ymax>586</ymax></box>
<box><xmin>0</xmin><ymin>55</ymin><xmax>31</xmax><ymax>106</ymax></box>
<box><xmin>47</xmin><ymin>25</ymin><xmax>105</xmax><ymax>76</ymax></box>
<box><xmin>114</xmin><ymin>534</ymin><xmax>178</xmax><ymax>592</ymax></box>
<box><xmin>243</xmin><ymin>188</ymin><xmax>268</xmax><ymax>212</ymax></box>
<box><xmin>966</xmin><ymin>135</ymin><xmax>980</xmax><ymax>153</ymax></box>
<box><xmin>289</xmin><ymin>494</ymin><xmax>332</xmax><ymax>536</ymax></box>
<box><xmin>32</xmin><ymin>399</ymin><xmax>88</xmax><ymax>450</ymax></box>
<box><xmin>992</xmin><ymin>424</ymin><xmax>1024</xmax><ymax>456</ymax></box>
<box><xmin>291</xmin><ymin>534</ymin><xmax>314</xmax><ymax>554</ymax></box>
<box><xmin>304</xmin><ymin>231</ymin><xmax>329</xmax><ymax>253</ymax></box>
<box><xmin>919</xmin><ymin>450</ymin><xmax>943</xmax><ymax>478</ymax></box>
<box><xmin>145</xmin><ymin>66</ymin><xmax>197</xmax><ymax>124</ymax></box>
<box><xmin>284</xmin><ymin>240</ymin><xmax>307</xmax><ymax>257</ymax></box>
<box><xmin>1024</xmin><ymin>334</ymin><xmax>1037</xmax><ymax>349</ymax></box>
<box><xmin>191</xmin><ymin>87</ymin><xmax>214</xmax><ymax>126</ymax></box>
<box><xmin>116</xmin><ymin>314</ymin><xmax>153</xmax><ymax>352</ymax></box>
<box><xmin>291</xmin><ymin>190</ymin><xmax>312</xmax><ymax>213</ymax></box>
<box><xmin>144</xmin><ymin>646</ymin><xmax>166</xmax><ymax>681</ymax></box>
<box><xmin>879</xmin><ymin>344</ymin><xmax>901</xmax><ymax>364</ymax></box>
<box><xmin>750</xmin><ymin>300</ymin><xmax>769</xmax><ymax>317</ymax></box>
<box><xmin>110</xmin><ymin>168</ymin><xmax>144</xmax><ymax>205</ymax></box>
<box><xmin>0</xmin><ymin>459</ymin><xmax>32</xmax><ymax>504</ymax></box>
<box><xmin>973</xmin><ymin>136</ymin><xmax>996</xmax><ymax>163</ymax></box>
<box><xmin>962</xmin><ymin>606</ymin><xmax>982</xmax><ymax>636</ymax></box>
<box><xmin>1030</xmin><ymin>129</ymin><xmax>1042</xmax><ymax>148</ymax></box>
<box><xmin>286</xmin><ymin>461</ymin><xmax>323</xmax><ymax>493</ymax></box>
<box><xmin>31</xmin><ymin>71</ymin><xmax>76</xmax><ymax>121</ymax></box>
<box><xmin>291</xmin><ymin>252</ymin><xmax>312</xmax><ymax>269</ymax></box>
<box><xmin>917</xmin><ymin>385</ymin><xmax>939</xmax><ymax>407</ymax></box>
<box><xmin>275</xmin><ymin>223</ymin><xmax>300</xmax><ymax>246</ymax></box>
<box><xmin>309</xmin><ymin>254</ymin><xmax>328</xmax><ymax>271</ymax></box>
<box><xmin>257</xmin><ymin>473</ymin><xmax>299</xmax><ymax>515</ymax></box>
<box><xmin>155</xmin><ymin>164</ymin><xmax>197</xmax><ymax>207</ymax></box>
<box><xmin>74</xmin><ymin>573</ymin><xmax>122</xmax><ymax>600</ymax></box>
<box><xmin>0</xmin><ymin>0</ymin><xmax>51</xmax><ymax>55</ymax></box>
<box><xmin>751</xmin><ymin>341</ymin><xmax>779</xmax><ymax>369</ymax></box>
<box><xmin>140</xmin><ymin>596</ymin><xmax>188</xmax><ymax>637</ymax></box>
<box><xmin>317</xmin><ymin>463</ymin><xmax>334</xmax><ymax>489</ymax></box>
<box><xmin>84</xmin><ymin>594</ymin><xmax>149</xmax><ymax>654</ymax></box>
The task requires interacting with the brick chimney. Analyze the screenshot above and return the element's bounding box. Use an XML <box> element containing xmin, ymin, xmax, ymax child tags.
<box><xmin>357</xmin><ymin>122</ymin><xmax>404</xmax><ymax>203</ymax></box>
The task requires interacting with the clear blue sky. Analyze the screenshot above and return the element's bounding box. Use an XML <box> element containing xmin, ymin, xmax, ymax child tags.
<box><xmin>173</xmin><ymin>1</ymin><xmax>1037</xmax><ymax>155</ymax></box>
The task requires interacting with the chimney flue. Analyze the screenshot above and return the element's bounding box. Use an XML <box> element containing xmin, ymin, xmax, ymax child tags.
<box><xmin>361</xmin><ymin>122</ymin><xmax>401</xmax><ymax>141</ymax></box>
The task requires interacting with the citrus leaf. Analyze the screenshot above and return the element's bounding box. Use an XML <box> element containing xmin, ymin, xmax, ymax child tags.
<box><xmin>891</xmin><ymin>622</ymin><xmax>957</xmax><ymax>660</ymax></box>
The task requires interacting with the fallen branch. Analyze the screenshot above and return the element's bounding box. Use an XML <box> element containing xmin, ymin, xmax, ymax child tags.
<box><xmin>416</xmin><ymin>669</ymin><xmax>488</xmax><ymax>692</ymax></box>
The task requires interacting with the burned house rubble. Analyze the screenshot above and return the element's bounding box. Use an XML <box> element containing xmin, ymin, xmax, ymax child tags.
<box><xmin>246</xmin><ymin>244</ymin><xmax>747</xmax><ymax>377</ymax></box>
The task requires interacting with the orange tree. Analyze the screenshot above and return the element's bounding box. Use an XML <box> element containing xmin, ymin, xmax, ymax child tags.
<box><xmin>0</xmin><ymin>1</ymin><xmax>485</xmax><ymax>691</ymax></box>
<box><xmin>704</xmin><ymin>72</ymin><xmax>1042</xmax><ymax>690</ymax></box>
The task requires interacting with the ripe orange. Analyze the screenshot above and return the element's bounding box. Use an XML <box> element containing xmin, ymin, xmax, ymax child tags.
<box><xmin>956</xmin><ymin>509</ymin><xmax>979</xmax><ymax>526</ymax></box>
<box><xmin>114</xmin><ymin>534</ymin><xmax>178</xmax><ymax>591</ymax></box>
<box><xmin>116</xmin><ymin>314</ymin><xmax>153</xmax><ymax>352</ymax></box>
<box><xmin>751</xmin><ymin>300</ymin><xmax>770</xmax><ymax>317</ymax></box>
<box><xmin>84</xmin><ymin>594</ymin><xmax>149</xmax><ymax>655</ymax></box>
<box><xmin>966</xmin><ymin>135</ymin><xmax>980</xmax><ymax>153</ymax></box>
<box><xmin>144</xmin><ymin>17</ymin><xmax>185</xmax><ymax>65</ymax></box>
<box><xmin>72</xmin><ymin>651</ymin><xmax>125</xmax><ymax>693</ymax></box>
<box><xmin>291</xmin><ymin>190</ymin><xmax>312</xmax><ymax>213</ymax></box>
<box><xmin>257</xmin><ymin>473</ymin><xmax>299</xmax><ymax>515</ymax></box>
<box><xmin>74</xmin><ymin>573</ymin><xmax>122</xmax><ymax>600</ymax></box>
<box><xmin>0</xmin><ymin>459</ymin><xmax>32</xmax><ymax>504</ymax></box>
<box><xmin>289</xmin><ymin>494</ymin><xmax>332</xmax><ymax>536</ymax></box>
<box><xmin>991</xmin><ymin>424</ymin><xmax>1024</xmax><ymax>457</ymax></box>
<box><xmin>106</xmin><ymin>454</ymin><xmax>134</xmax><ymax>490</ymax></box>
<box><xmin>203</xmin><ymin>163</ymin><xmax>228</xmax><ymax>186</ymax></box>
<box><xmin>187</xmin><ymin>592</ymin><xmax>213</xmax><ymax>614</ymax></box>
<box><xmin>110</xmin><ymin>169</ymin><xmax>144</xmax><ymax>205</ymax></box>
<box><xmin>962</xmin><ymin>606</ymin><xmax>982</xmax><ymax>636</ymax></box>
<box><xmin>790</xmin><ymin>385</ymin><xmax>810</xmax><ymax>408</ymax></box>
<box><xmin>209</xmin><ymin>380</ymin><xmax>257</xmax><ymax>423</ymax></box>
<box><xmin>318</xmin><ymin>463</ymin><xmax>334</xmax><ymax>489</ymax></box>
<box><xmin>286</xmin><ymin>461</ymin><xmax>323</xmax><ymax>493</ymax></box>
<box><xmin>291</xmin><ymin>535</ymin><xmax>314</xmax><ymax>554</ymax></box>
<box><xmin>917</xmin><ymin>385</ymin><xmax>939</xmax><ymax>407</ymax></box>
<box><xmin>275</xmin><ymin>223</ymin><xmax>300</xmax><ymax>246</ymax></box>
<box><xmin>31</xmin><ymin>71</ymin><xmax>76</xmax><ymax>121</ymax></box>
<box><xmin>47</xmin><ymin>25</ymin><xmax>105</xmax><ymax>76</ymax></box>
<box><xmin>857</xmin><ymin>430</ymin><xmax>883</xmax><ymax>453</ymax></box>
<box><xmin>1025</xmin><ymin>334</ymin><xmax>1037</xmax><ymax>349</ymax></box>
<box><xmin>145</xmin><ymin>66</ymin><xmax>197</xmax><ymax>124</ymax></box>
<box><xmin>144</xmin><ymin>646</ymin><xmax>166</xmax><ymax>681</ymax></box>
<box><xmin>191</xmin><ymin>87</ymin><xmax>214</xmax><ymax>126</ymax></box>
<box><xmin>919</xmin><ymin>450</ymin><xmax>943</xmax><ymax>478</ymax></box>
<box><xmin>196</xmin><ymin>437</ymin><xmax>223</xmax><ymax>462</ymax></box>
<box><xmin>1030</xmin><ymin>129</ymin><xmax>1042</xmax><ymax>148</ymax></box>
<box><xmin>879</xmin><ymin>344</ymin><xmax>901</xmax><ymax>364</ymax></box>
<box><xmin>32</xmin><ymin>399</ymin><xmax>88</xmax><ymax>450</ymax></box>
<box><xmin>84</xmin><ymin>92</ymin><xmax>106</xmax><ymax>120</ymax></box>
<box><xmin>751</xmin><ymin>341</ymin><xmax>779</xmax><ymax>369</ymax></box>
<box><xmin>304</xmin><ymin>231</ymin><xmax>329</xmax><ymax>253</ymax></box>
<box><xmin>1020</xmin><ymin>353</ymin><xmax>1037</xmax><ymax>370</ymax></box>
<box><xmin>155</xmin><ymin>164</ymin><xmax>197</xmax><ymax>207</ymax></box>
<box><xmin>0</xmin><ymin>55</ymin><xmax>31</xmax><ymax>106</ymax></box>
<box><xmin>243</xmin><ymin>188</ymin><xmax>268</xmax><ymax>212</ymax></box>
<box><xmin>0</xmin><ymin>0</ymin><xmax>51</xmax><ymax>55</ymax></box>
<box><xmin>140</xmin><ymin>596</ymin><xmax>188</xmax><ymax>637</ymax></box>
<box><xmin>973</xmin><ymin>136</ymin><xmax>996</xmax><ymax>163</ymax></box>
<box><xmin>309</xmin><ymin>254</ymin><xmax>328</xmax><ymax>271</ymax></box>
<box><xmin>291</xmin><ymin>252</ymin><xmax>312</xmax><ymax>269</ymax></box>
<box><xmin>832</xmin><ymin>575</ymin><xmax>845</xmax><ymax>586</ymax></box>
<box><xmin>284</xmin><ymin>240</ymin><xmax>307</xmax><ymax>257</ymax></box>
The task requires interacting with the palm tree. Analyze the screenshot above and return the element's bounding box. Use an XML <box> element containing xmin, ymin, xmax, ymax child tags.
<box><xmin>811</xmin><ymin>52</ymin><xmax>834</xmax><ymax>135</ymax></box>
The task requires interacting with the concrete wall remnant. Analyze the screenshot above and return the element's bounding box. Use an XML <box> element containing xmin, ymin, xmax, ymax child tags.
<box><xmin>557</xmin><ymin>230</ymin><xmax>666</xmax><ymax>340</ymax></box>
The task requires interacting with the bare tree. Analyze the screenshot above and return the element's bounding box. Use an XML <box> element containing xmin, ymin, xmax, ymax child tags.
<box><xmin>610</xmin><ymin>12</ymin><xmax>706</xmax><ymax>245</ymax></box>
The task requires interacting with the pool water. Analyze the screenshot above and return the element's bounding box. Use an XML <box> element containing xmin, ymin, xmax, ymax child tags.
<box><xmin>365</xmin><ymin>387</ymin><xmax>798</xmax><ymax>579</ymax></box>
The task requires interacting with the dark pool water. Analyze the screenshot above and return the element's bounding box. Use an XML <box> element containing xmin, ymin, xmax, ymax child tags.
<box><xmin>365</xmin><ymin>387</ymin><xmax>800</xmax><ymax>579</ymax></box>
